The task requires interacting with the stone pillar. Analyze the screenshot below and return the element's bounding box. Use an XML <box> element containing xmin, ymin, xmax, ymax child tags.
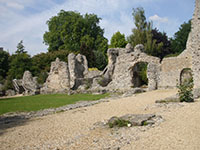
<box><xmin>191</xmin><ymin>0</ymin><xmax>200</xmax><ymax>97</ymax></box>
<box><xmin>147</xmin><ymin>63</ymin><xmax>159</xmax><ymax>91</ymax></box>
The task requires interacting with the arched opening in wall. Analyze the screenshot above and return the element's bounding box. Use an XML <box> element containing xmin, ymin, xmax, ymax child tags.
<box><xmin>180</xmin><ymin>68</ymin><xmax>193</xmax><ymax>85</ymax></box>
<box><xmin>131</xmin><ymin>62</ymin><xmax>148</xmax><ymax>88</ymax></box>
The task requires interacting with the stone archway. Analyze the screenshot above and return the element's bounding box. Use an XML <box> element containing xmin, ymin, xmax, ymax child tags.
<box><xmin>131</xmin><ymin>62</ymin><xmax>148</xmax><ymax>88</ymax></box>
<box><xmin>180</xmin><ymin>68</ymin><xmax>193</xmax><ymax>85</ymax></box>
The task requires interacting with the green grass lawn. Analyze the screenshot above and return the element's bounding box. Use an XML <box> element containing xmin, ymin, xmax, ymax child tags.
<box><xmin>0</xmin><ymin>93</ymin><xmax>109</xmax><ymax>115</ymax></box>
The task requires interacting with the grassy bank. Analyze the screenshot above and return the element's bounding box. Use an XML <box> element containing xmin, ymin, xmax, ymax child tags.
<box><xmin>0</xmin><ymin>93</ymin><xmax>109</xmax><ymax>115</ymax></box>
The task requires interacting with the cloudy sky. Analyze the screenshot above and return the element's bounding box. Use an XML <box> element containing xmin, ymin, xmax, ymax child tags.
<box><xmin>0</xmin><ymin>0</ymin><xmax>195</xmax><ymax>55</ymax></box>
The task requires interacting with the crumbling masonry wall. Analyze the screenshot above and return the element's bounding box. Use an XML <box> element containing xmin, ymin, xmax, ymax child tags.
<box><xmin>158</xmin><ymin>50</ymin><xmax>192</xmax><ymax>89</ymax></box>
<box><xmin>191</xmin><ymin>0</ymin><xmax>200</xmax><ymax>97</ymax></box>
<box><xmin>106</xmin><ymin>44</ymin><xmax>160</xmax><ymax>92</ymax></box>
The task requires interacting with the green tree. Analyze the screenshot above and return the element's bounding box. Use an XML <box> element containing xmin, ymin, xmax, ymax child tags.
<box><xmin>8</xmin><ymin>53</ymin><xmax>32</xmax><ymax>79</ymax></box>
<box><xmin>5</xmin><ymin>53</ymin><xmax>32</xmax><ymax>90</ymax></box>
<box><xmin>127</xmin><ymin>7</ymin><xmax>168</xmax><ymax>58</ymax></box>
<box><xmin>16</xmin><ymin>40</ymin><xmax>27</xmax><ymax>54</ymax></box>
<box><xmin>170</xmin><ymin>20</ymin><xmax>191</xmax><ymax>54</ymax></box>
<box><xmin>128</xmin><ymin>7</ymin><xmax>147</xmax><ymax>46</ymax></box>
<box><xmin>0</xmin><ymin>49</ymin><xmax>10</xmax><ymax>81</ymax></box>
<box><xmin>43</xmin><ymin>11</ymin><xmax>107</xmax><ymax>52</ymax></box>
<box><xmin>109</xmin><ymin>31</ymin><xmax>127</xmax><ymax>48</ymax></box>
<box><xmin>5</xmin><ymin>43</ymin><xmax>32</xmax><ymax>89</ymax></box>
<box><xmin>151</xmin><ymin>28</ymin><xmax>172</xmax><ymax>58</ymax></box>
<box><xmin>94</xmin><ymin>51</ymin><xmax>107</xmax><ymax>70</ymax></box>
<box><xmin>43</xmin><ymin>10</ymin><xmax>108</xmax><ymax>69</ymax></box>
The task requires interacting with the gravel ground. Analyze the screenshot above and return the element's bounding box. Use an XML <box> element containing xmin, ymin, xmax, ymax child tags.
<box><xmin>1</xmin><ymin>89</ymin><xmax>199</xmax><ymax>150</ymax></box>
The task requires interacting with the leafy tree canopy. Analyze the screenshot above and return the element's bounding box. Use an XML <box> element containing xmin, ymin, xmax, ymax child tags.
<box><xmin>128</xmin><ymin>7</ymin><xmax>171</xmax><ymax>59</ymax></box>
<box><xmin>43</xmin><ymin>10</ymin><xmax>108</xmax><ymax>69</ymax></box>
<box><xmin>151</xmin><ymin>28</ymin><xmax>172</xmax><ymax>58</ymax></box>
<box><xmin>170</xmin><ymin>20</ymin><xmax>191</xmax><ymax>54</ymax></box>
<box><xmin>8</xmin><ymin>53</ymin><xmax>32</xmax><ymax>80</ymax></box>
<box><xmin>0</xmin><ymin>49</ymin><xmax>10</xmax><ymax>81</ymax></box>
<box><xmin>109</xmin><ymin>31</ymin><xmax>127</xmax><ymax>48</ymax></box>
<box><xmin>16</xmin><ymin>40</ymin><xmax>27</xmax><ymax>54</ymax></box>
<box><xmin>43</xmin><ymin>10</ymin><xmax>108</xmax><ymax>53</ymax></box>
<box><xmin>5</xmin><ymin>42</ymin><xmax>32</xmax><ymax>90</ymax></box>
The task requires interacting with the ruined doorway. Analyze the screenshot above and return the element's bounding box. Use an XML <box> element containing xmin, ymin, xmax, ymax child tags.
<box><xmin>180</xmin><ymin>68</ymin><xmax>193</xmax><ymax>85</ymax></box>
<box><xmin>131</xmin><ymin>62</ymin><xmax>148</xmax><ymax>88</ymax></box>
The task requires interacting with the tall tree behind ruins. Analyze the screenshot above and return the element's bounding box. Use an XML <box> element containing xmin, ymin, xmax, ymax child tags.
<box><xmin>43</xmin><ymin>10</ymin><xmax>108</xmax><ymax>69</ymax></box>
<box><xmin>128</xmin><ymin>7</ymin><xmax>173</xmax><ymax>59</ymax></box>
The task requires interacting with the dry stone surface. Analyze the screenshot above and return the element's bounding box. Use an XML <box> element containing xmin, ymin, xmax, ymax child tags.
<box><xmin>12</xmin><ymin>71</ymin><xmax>39</xmax><ymax>95</ymax></box>
<box><xmin>68</xmin><ymin>53</ymin><xmax>88</xmax><ymax>89</ymax></box>
<box><xmin>41</xmin><ymin>58</ymin><xmax>70</xmax><ymax>94</ymax></box>
<box><xmin>106</xmin><ymin>44</ymin><xmax>160</xmax><ymax>93</ymax></box>
<box><xmin>107</xmin><ymin>114</ymin><xmax>160</xmax><ymax>127</ymax></box>
<box><xmin>22</xmin><ymin>71</ymin><xmax>39</xmax><ymax>95</ymax></box>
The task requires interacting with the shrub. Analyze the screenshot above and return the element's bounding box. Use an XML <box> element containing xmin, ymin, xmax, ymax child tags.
<box><xmin>109</xmin><ymin>119</ymin><xmax>131</xmax><ymax>128</ymax></box>
<box><xmin>177</xmin><ymin>78</ymin><xmax>194</xmax><ymax>102</ymax></box>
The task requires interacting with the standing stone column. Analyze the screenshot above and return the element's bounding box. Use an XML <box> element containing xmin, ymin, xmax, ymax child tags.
<box><xmin>191</xmin><ymin>0</ymin><xmax>200</xmax><ymax>97</ymax></box>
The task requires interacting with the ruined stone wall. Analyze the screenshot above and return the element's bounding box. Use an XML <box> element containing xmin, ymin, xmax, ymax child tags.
<box><xmin>158</xmin><ymin>52</ymin><xmax>192</xmax><ymax>89</ymax></box>
<box><xmin>191</xmin><ymin>0</ymin><xmax>200</xmax><ymax>97</ymax></box>
<box><xmin>13</xmin><ymin>71</ymin><xmax>39</xmax><ymax>95</ymax></box>
<box><xmin>68</xmin><ymin>53</ymin><xmax>88</xmax><ymax>89</ymax></box>
<box><xmin>41</xmin><ymin>53</ymin><xmax>89</xmax><ymax>94</ymax></box>
<box><xmin>41</xmin><ymin>58</ymin><xmax>70</xmax><ymax>94</ymax></box>
<box><xmin>107</xmin><ymin>45</ymin><xmax>160</xmax><ymax>92</ymax></box>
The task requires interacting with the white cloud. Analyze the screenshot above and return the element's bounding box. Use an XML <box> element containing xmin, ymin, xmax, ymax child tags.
<box><xmin>148</xmin><ymin>14</ymin><xmax>180</xmax><ymax>37</ymax></box>
<box><xmin>149</xmin><ymin>14</ymin><xmax>168</xmax><ymax>23</ymax></box>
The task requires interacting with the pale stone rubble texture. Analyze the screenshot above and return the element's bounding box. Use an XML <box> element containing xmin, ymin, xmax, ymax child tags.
<box><xmin>22</xmin><ymin>71</ymin><xmax>40</xmax><ymax>95</ymax></box>
<box><xmin>11</xmin><ymin>0</ymin><xmax>200</xmax><ymax>96</ymax></box>
<box><xmin>106</xmin><ymin>44</ymin><xmax>160</xmax><ymax>92</ymax></box>
<box><xmin>12</xmin><ymin>71</ymin><xmax>39</xmax><ymax>95</ymax></box>
<box><xmin>40</xmin><ymin>58</ymin><xmax>70</xmax><ymax>94</ymax></box>
<box><xmin>68</xmin><ymin>53</ymin><xmax>88</xmax><ymax>89</ymax></box>
<box><xmin>191</xmin><ymin>0</ymin><xmax>200</xmax><ymax>97</ymax></box>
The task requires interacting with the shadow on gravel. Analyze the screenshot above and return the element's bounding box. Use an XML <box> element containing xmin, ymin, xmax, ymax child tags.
<box><xmin>0</xmin><ymin>115</ymin><xmax>30</xmax><ymax>136</ymax></box>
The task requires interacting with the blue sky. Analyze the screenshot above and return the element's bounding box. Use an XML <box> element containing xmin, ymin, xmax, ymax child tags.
<box><xmin>0</xmin><ymin>0</ymin><xmax>195</xmax><ymax>55</ymax></box>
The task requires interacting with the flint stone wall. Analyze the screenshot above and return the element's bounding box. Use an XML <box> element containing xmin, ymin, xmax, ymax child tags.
<box><xmin>41</xmin><ymin>58</ymin><xmax>70</xmax><ymax>94</ymax></box>
<box><xmin>41</xmin><ymin>53</ymin><xmax>89</xmax><ymax>94</ymax></box>
<box><xmin>68</xmin><ymin>53</ymin><xmax>88</xmax><ymax>89</ymax></box>
<box><xmin>22</xmin><ymin>71</ymin><xmax>39</xmax><ymax>95</ymax></box>
<box><xmin>191</xmin><ymin>0</ymin><xmax>200</xmax><ymax>97</ymax></box>
<box><xmin>106</xmin><ymin>44</ymin><xmax>160</xmax><ymax>92</ymax></box>
<box><xmin>13</xmin><ymin>71</ymin><xmax>39</xmax><ymax>95</ymax></box>
<box><xmin>158</xmin><ymin>50</ymin><xmax>192</xmax><ymax>89</ymax></box>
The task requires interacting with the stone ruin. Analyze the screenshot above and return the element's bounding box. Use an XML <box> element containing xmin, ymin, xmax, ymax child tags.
<box><xmin>13</xmin><ymin>71</ymin><xmax>40</xmax><ymax>95</ymax></box>
<box><xmin>11</xmin><ymin>0</ymin><xmax>200</xmax><ymax>97</ymax></box>
<box><xmin>40</xmin><ymin>58</ymin><xmax>70</xmax><ymax>94</ymax></box>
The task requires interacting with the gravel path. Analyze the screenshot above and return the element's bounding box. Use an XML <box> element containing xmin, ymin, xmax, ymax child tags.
<box><xmin>1</xmin><ymin>89</ymin><xmax>199</xmax><ymax>150</ymax></box>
